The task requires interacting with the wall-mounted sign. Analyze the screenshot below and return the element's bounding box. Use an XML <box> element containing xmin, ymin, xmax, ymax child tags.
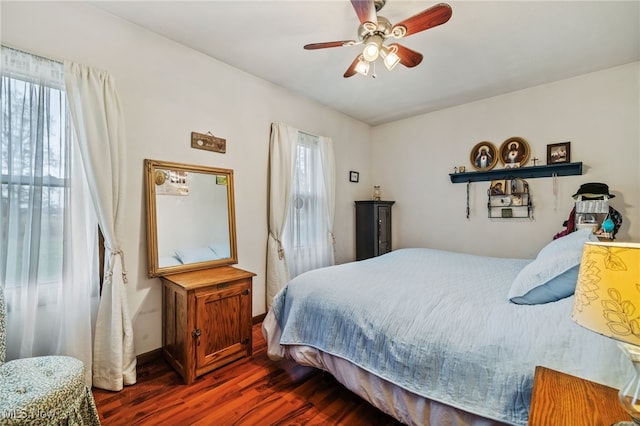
<box><xmin>191</xmin><ymin>131</ymin><xmax>226</xmax><ymax>153</ymax></box>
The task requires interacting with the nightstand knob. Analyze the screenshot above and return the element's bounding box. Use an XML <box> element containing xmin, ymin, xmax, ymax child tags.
<box><xmin>192</xmin><ymin>328</ymin><xmax>201</xmax><ymax>346</ymax></box>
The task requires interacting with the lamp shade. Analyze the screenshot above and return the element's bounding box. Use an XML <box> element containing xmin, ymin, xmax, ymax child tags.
<box><xmin>572</xmin><ymin>241</ymin><xmax>640</xmax><ymax>346</ymax></box>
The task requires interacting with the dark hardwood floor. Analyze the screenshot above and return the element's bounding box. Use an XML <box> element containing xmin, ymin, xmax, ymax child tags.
<box><xmin>92</xmin><ymin>323</ymin><xmax>402</xmax><ymax>425</ymax></box>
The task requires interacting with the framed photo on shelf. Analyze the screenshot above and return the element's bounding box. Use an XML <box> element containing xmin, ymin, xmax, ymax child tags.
<box><xmin>501</xmin><ymin>208</ymin><xmax>513</xmax><ymax>218</ymax></box>
<box><xmin>349</xmin><ymin>171</ymin><xmax>359</xmax><ymax>183</ymax></box>
<box><xmin>510</xmin><ymin>178</ymin><xmax>528</xmax><ymax>194</ymax></box>
<box><xmin>470</xmin><ymin>141</ymin><xmax>498</xmax><ymax>171</ymax></box>
<box><xmin>547</xmin><ymin>142</ymin><xmax>571</xmax><ymax>164</ymax></box>
<box><xmin>489</xmin><ymin>180</ymin><xmax>506</xmax><ymax>195</ymax></box>
<box><xmin>499</xmin><ymin>136</ymin><xmax>530</xmax><ymax>168</ymax></box>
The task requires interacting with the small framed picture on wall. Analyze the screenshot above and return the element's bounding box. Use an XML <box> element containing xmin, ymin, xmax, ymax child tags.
<box><xmin>349</xmin><ymin>171</ymin><xmax>359</xmax><ymax>183</ymax></box>
<box><xmin>470</xmin><ymin>141</ymin><xmax>498</xmax><ymax>171</ymax></box>
<box><xmin>547</xmin><ymin>142</ymin><xmax>571</xmax><ymax>164</ymax></box>
<box><xmin>499</xmin><ymin>136</ymin><xmax>530</xmax><ymax>168</ymax></box>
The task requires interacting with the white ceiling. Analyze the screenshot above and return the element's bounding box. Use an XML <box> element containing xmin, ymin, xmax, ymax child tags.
<box><xmin>90</xmin><ymin>1</ymin><xmax>640</xmax><ymax>126</ymax></box>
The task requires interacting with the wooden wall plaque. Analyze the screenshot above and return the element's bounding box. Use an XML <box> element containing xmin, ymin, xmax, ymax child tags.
<box><xmin>191</xmin><ymin>131</ymin><xmax>226</xmax><ymax>153</ymax></box>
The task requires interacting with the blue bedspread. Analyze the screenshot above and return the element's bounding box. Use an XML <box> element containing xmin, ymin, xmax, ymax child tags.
<box><xmin>270</xmin><ymin>248</ymin><xmax>630</xmax><ymax>425</ymax></box>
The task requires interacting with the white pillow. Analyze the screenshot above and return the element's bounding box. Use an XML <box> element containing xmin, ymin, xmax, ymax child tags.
<box><xmin>159</xmin><ymin>255</ymin><xmax>182</xmax><ymax>267</ymax></box>
<box><xmin>209</xmin><ymin>243</ymin><xmax>231</xmax><ymax>259</ymax></box>
<box><xmin>508</xmin><ymin>229</ymin><xmax>598</xmax><ymax>304</ymax></box>
<box><xmin>175</xmin><ymin>246</ymin><xmax>218</xmax><ymax>264</ymax></box>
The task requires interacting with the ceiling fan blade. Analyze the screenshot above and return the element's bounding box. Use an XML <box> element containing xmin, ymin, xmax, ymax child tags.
<box><xmin>304</xmin><ymin>40</ymin><xmax>357</xmax><ymax>50</ymax></box>
<box><xmin>343</xmin><ymin>56</ymin><xmax>361</xmax><ymax>78</ymax></box>
<box><xmin>392</xmin><ymin>3</ymin><xmax>452</xmax><ymax>38</ymax></box>
<box><xmin>351</xmin><ymin>0</ymin><xmax>377</xmax><ymax>27</ymax></box>
<box><xmin>389</xmin><ymin>43</ymin><xmax>423</xmax><ymax>68</ymax></box>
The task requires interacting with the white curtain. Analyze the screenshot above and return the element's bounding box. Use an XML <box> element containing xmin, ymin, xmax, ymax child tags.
<box><xmin>64</xmin><ymin>61</ymin><xmax>136</xmax><ymax>391</ymax></box>
<box><xmin>266</xmin><ymin>123</ymin><xmax>335</xmax><ymax>307</ymax></box>
<box><xmin>319</xmin><ymin>135</ymin><xmax>336</xmax><ymax>266</ymax></box>
<box><xmin>0</xmin><ymin>46</ymin><xmax>99</xmax><ymax>385</ymax></box>
<box><xmin>266</xmin><ymin>122</ymin><xmax>297</xmax><ymax>308</ymax></box>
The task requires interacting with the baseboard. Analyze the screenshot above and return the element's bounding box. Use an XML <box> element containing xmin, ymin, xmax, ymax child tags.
<box><xmin>137</xmin><ymin>313</ymin><xmax>267</xmax><ymax>366</ymax></box>
<box><xmin>137</xmin><ymin>348</ymin><xmax>162</xmax><ymax>366</ymax></box>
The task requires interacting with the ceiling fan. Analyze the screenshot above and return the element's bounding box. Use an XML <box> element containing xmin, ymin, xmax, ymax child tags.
<box><xmin>304</xmin><ymin>0</ymin><xmax>452</xmax><ymax>78</ymax></box>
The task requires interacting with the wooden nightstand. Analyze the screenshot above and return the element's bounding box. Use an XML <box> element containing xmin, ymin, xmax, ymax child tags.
<box><xmin>160</xmin><ymin>266</ymin><xmax>255</xmax><ymax>384</ymax></box>
<box><xmin>529</xmin><ymin>366</ymin><xmax>629</xmax><ymax>425</ymax></box>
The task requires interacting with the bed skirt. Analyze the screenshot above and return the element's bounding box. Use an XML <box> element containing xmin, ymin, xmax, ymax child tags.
<box><xmin>262</xmin><ymin>311</ymin><xmax>511</xmax><ymax>426</ymax></box>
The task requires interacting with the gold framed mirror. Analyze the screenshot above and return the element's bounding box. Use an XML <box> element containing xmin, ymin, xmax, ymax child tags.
<box><xmin>144</xmin><ymin>159</ymin><xmax>237</xmax><ymax>277</ymax></box>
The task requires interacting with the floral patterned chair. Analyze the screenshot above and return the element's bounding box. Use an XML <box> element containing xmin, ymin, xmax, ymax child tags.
<box><xmin>0</xmin><ymin>287</ymin><xmax>101</xmax><ymax>425</ymax></box>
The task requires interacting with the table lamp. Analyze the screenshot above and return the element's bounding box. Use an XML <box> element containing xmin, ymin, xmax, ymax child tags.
<box><xmin>572</xmin><ymin>241</ymin><xmax>640</xmax><ymax>425</ymax></box>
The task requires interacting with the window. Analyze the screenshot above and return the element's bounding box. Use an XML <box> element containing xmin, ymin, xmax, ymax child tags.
<box><xmin>282</xmin><ymin>132</ymin><xmax>332</xmax><ymax>278</ymax></box>
<box><xmin>1</xmin><ymin>68</ymin><xmax>69</xmax><ymax>291</ymax></box>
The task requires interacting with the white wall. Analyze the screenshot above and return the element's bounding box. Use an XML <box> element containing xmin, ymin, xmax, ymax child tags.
<box><xmin>1</xmin><ymin>1</ymin><xmax>372</xmax><ymax>356</ymax></box>
<box><xmin>372</xmin><ymin>62</ymin><xmax>640</xmax><ymax>259</ymax></box>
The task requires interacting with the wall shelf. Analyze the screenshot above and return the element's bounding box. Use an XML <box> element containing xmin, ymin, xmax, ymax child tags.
<box><xmin>449</xmin><ymin>162</ymin><xmax>582</xmax><ymax>183</ymax></box>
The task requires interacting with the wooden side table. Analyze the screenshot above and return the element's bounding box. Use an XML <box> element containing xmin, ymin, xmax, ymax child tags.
<box><xmin>529</xmin><ymin>366</ymin><xmax>629</xmax><ymax>425</ymax></box>
<box><xmin>160</xmin><ymin>266</ymin><xmax>255</xmax><ymax>384</ymax></box>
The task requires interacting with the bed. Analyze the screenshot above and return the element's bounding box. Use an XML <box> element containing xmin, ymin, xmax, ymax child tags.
<box><xmin>262</xmin><ymin>229</ymin><xmax>631</xmax><ymax>425</ymax></box>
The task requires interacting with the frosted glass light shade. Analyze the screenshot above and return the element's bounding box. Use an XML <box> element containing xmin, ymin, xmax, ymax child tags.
<box><xmin>362</xmin><ymin>35</ymin><xmax>383</xmax><ymax>62</ymax></box>
<box><xmin>354</xmin><ymin>58</ymin><xmax>370</xmax><ymax>76</ymax></box>
<box><xmin>381</xmin><ymin>46</ymin><xmax>400</xmax><ymax>71</ymax></box>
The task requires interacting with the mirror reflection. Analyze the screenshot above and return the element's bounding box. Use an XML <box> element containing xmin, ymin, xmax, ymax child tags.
<box><xmin>144</xmin><ymin>159</ymin><xmax>237</xmax><ymax>277</ymax></box>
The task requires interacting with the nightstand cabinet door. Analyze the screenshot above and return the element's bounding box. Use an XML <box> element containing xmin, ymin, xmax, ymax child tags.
<box><xmin>194</xmin><ymin>278</ymin><xmax>252</xmax><ymax>377</ymax></box>
<box><xmin>161</xmin><ymin>266</ymin><xmax>255</xmax><ymax>384</ymax></box>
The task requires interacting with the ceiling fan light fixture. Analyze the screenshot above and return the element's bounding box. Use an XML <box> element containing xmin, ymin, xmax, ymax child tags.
<box><xmin>363</xmin><ymin>22</ymin><xmax>377</xmax><ymax>33</ymax></box>
<box><xmin>380</xmin><ymin>45</ymin><xmax>400</xmax><ymax>71</ymax></box>
<box><xmin>354</xmin><ymin>56</ymin><xmax>370</xmax><ymax>76</ymax></box>
<box><xmin>362</xmin><ymin>34</ymin><xmax>384</xmax><ymax>62</ymax></box>
<box><xmin>304</xmin><ymin>2</ymin><xmax>452</xmax><ymax>78</ymax></box>
<box><xmin>391</xmin><ymin>25</ymin><xmax>407</xmax><ymax>39</ymax></box>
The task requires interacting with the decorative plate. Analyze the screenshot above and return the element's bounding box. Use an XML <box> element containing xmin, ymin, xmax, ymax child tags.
<box><xmin>499</xmin><ymin>196</ymin><xmax>511</xmax><ymax>206</ymax></box>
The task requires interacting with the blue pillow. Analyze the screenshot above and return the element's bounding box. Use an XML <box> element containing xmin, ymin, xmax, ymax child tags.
<box><xmin>508</xmin><ymin>229</ymin><xmax>598</xmax><ymax>305</ymax></box>
<box><xmin>509</xmin><ymin>265</ymin><xmax>579</xmax><ymax>304</ymax></box>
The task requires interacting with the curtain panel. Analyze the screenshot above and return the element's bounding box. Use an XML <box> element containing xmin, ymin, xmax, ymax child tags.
<box><xmin>319</xmin><ymin>136</ymin><xmax>336</xmax><ymax>266</ymax></box>
<box><xmin>266</xmin><ymin>122</ymin><xmax>297</xmax><ymax>309</ymax></box>
<box><xmin>64</xmin><ymin>62</ymin><xmax>136</xmax><ymax>391</ymax></box>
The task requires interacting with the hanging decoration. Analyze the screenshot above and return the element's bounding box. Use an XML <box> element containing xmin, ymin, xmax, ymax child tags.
<box><xmin>466</xmin><ymin>180</ymin><xmax>471</xmax><ymax>219</ymax></box>
<box><xmin>191</xmin><ymin>131</ymin><xmax>226</xmax><ymax>153</ymax></box>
